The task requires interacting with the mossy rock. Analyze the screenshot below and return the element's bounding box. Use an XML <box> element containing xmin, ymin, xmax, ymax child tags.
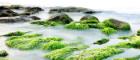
<box><xmin>65</xmin><ymin>22</ymin><xmax>90</xmax><ymax>30</ymax></box>
<box><xmin>44</xmin><ymin>47</ymin><xmax>80</xmax><ymax>60</ymax></box>
<box><xmin>80</xmin><ymin>15</ymin><xmax>99</xmax><ymax>24</ymax></box>
<box><xmin>137</xmin><ymin>29</ymin><xmax>140</xmax><ymax>36</ymax></box>
<box><xmin>48</xmin><ymin>13</ymin><xmax>73</xmax><ymax>24</ymax></box>
<box><xmin>3</xmin><ymin>31</ymin><xmax>27</xmax><ymax>36</ymax></box>
<box><xmin>114</xmin><ymin>36</ymin><xmax>140</xmax><ymax>48</ymax></box>
<box><xmin>101</xmin><ymin>27</ymin><xmax>117</xmax><ymax>35</ymax></box>
<box><xmin>42</xmin><ymin>41</ymin><xmax>66</xmax><ymax>50</ymax></box>
<box><xmin>66</xmin><ymin>47</ymin><xmax>123</xmax><ymax>60</ymax></box>
<box><xmin>94</xmin><ymin>38</ymin><xmax>109</xmax><ymax>45</ymax></box>
<box><xmin>31</xmin><ymin>20</ymin><xmax>62</xmax><ymax>27</ymax></box>
<box><xmin>103</xmin><ymin>18</ymin><xmax>131</xmax><ymax>30</ymax></box>
<box><xmin>0</xmin><ymin>50</ymin><xmax>8</xmax><ymax>57</ymax></box>
<box><xmin>118</xmin><ymin>36</ymin><xmax>131</xmax><ymax>40</ymax></box>
<box><xmin>6</xmin><ymin>33</ymin><xmax>64</xmax><ymax>50</ymax></box>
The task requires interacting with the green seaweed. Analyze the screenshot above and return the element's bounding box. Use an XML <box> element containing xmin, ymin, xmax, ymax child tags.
<box><xmin>44</xmin><ymin>47</ymin><xmax>77</xmax><ymax>60</ymax></box>
<box><xmin>6</xmin><ymin>33</ymin><xmax>63</xmax><ymax>50</ymax></box>
<box><xmin>42</xmin><ymin>41</ymin><xmax>66</xmax><ymax>50</ymax></box>
<box><xmin>101</xmin><ymin>27</ymin><xmax>117</xmax><ymax>35</ymax></box>
<box><xmin>65</xmin><ymin>22</ymin><xmax>90</xmax><ymax>30</ymax></box>
<box><xmin>66</xmin><ymin>47</ymin><xmax>123</xmax><ymax>60</ymax></box>
<box><xmin>31</xmin><ymin>20</ymin><xmax>63</xmax><ymax>27</ymax></box>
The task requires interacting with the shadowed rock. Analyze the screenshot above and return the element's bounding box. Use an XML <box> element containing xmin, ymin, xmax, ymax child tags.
<box><xmin>49</xmin><ymin>7</ymin><xmax>100</xmax><ymax>14</ymax></box>
<box><xmin>48</xmin><ymin>13</ymin><xmax>73</xmax><ymax>24</ymax></box>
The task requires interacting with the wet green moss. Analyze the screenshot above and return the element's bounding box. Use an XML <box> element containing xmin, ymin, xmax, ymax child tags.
<box><xmin>94</xmin><ymin>38</ymin><xmax>109</xmax><ymax>45</ymax></box>
<box><xmin>114</xmin><ymin>36</ymin><xmax>140</xmax><ymax>48</ymax></box>
<box><xmin>0</xmin><ymin>50</ymin><xmax>8</xmax><ymax>57</ymax></box>
<box><xmin>65</xmin><ymin>22</ymin><xmax>90</xmax><ymax>30</ymax></box>
<box><xmin>137</xmin><ymin>29</ymin><xmax>140</xmax><ymax>36</ymax></box>
<box><xmin>4</xmin><ymin>31</ymin><xmax>27</xmax><ymax>36</ymax></box>
<box><xmin>44</xmin><ymin>47</ymin><xmax>77</xmax><ymax>60</ymax></box>
<box><xmin>66</xmin><ymin>47</ymin><xmax>123</xmax><ymax>60</ymax></box>
<box><xmin>118</xmin><ymin>36</ymin><xmax>131</xmax><ymax>40</ymax></box>
<box><xmin>6</xmin><ymin>33</ymin><xmax>63</xmax><ymax>50</ymax></box>
<box><xmin>101</xmin><ymin>27</ymin><xmax>117</xmax><ymax>35</ymax></box>
<box><xmin>31</xmin><ymin>20</ymin><xmax>63</xmax><ymax>27</ymax></box>
<box><xmin>42</xmin><ymin>41</ymin><xmax>66</xmax><ymax>50</ymax></box>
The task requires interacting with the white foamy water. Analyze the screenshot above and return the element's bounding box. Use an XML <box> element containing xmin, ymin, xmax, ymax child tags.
<box><xmin>0</xmin><ymin>0</ymin><xmax>140</xmax><ymax>14</ymax></box>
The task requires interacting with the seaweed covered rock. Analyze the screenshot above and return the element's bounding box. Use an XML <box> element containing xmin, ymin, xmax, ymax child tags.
<box><xmin>3</xmin><ymin>31</ymin><xmax>27</xmax><ymax>36</ymax></box>
<box><xmin>0</xmin><ymin>50</ymin><xmax>8</xmax><ymax>57</ymax></box>
<box><xmin>80</xmin><ymin>15</ymin><xmax>99</xmax><ymax>23</ymax></box>
<box><xmin>114</xmin><ymin>36</ymin><xmax>140</xmax><ymax>48</ymax></box>
<box><xmin>31</xmin><ymin>20</ymin><xmax>62</xmax><ymax>27</ymax></box>
<box><xmin>66</xmin><ymin>47</ymin><xmax>123</xmax><ymax>60</ymax></box>
<box><xmin>94</xmin><ymin>38</ymin><xmax>109</xmax><ymax>45</ymax></box>
<box><xmin>137</xmin><ymin>29</ymin><xmax>140</xmax><ymax>36</ymax></box>
<box><xmin>65</xmin><ymin>22</ymin><xmax>90</xmax><ymax>30</ymax></box>
<box><xmin>103</xmin><ymin>18</ymin><xmax>131</xmax><ymax>30</ymax></box>
<box><xmin>44</xmin><ymin>47</ymin><xmax>80</xmax><ymax>60</ymax></box>
<box><xmin>101</xmin><ymin>27</ymin><xmax>117</xmax><ymax>35</ymax></box>
<box><xmin>42</xmin><ymin>41</ymin><xmax>66</xmax><ymax>50</ymax></box>
<box><xmin>6</xmin><ymin>33</ymin><xmax>63</xmax><ymax>50</ymax></box>
<box><xmin>80</xmin><ymin>15</ymin><xmax>99</xmax><ymax>28</ymax></box>
<box><xmin>48</xmin><ymin>13</ymin><xmax>73</xmax><ymax>24</ymax></box>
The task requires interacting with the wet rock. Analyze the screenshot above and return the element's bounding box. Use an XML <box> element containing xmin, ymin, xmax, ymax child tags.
<box><xmin>80</xmin><ymin>15</ymin><xmax>99</xmax><ymax>28</ymax></box>
<box><xmin>24</xmin><ymin>7</ymin><xmax>43</xmax><ymax>14</ymax></box>
<box><xmin>48</xmin><ymin>13</ymin><xmax>73</xmax><ymax>24</ymax></box>
<box><xmin>80</xmin><ymin>15</ymin><xmax>99</xmax><ymax>23</ymax></box>
<box><xmin>30</xmin><ymin>16</ymin><xmax>40</xmax><ymax>20</ymax></box>
<box><xmin>0</xmin><ymin>8</ymin><xmax>18</xmax><ymax>17</ymax></box>
<box><xmin>0</xmin><ymin>16</ymin><xmax>33</xmax><ymax>23</ymax></box>
<box><xmin>49</xmin><ymin>7</ymin><xmax>98</xmax><ymax>14</ymax></box>
<box><xmin>0</xmin><ymin>50</ymin><xmax>8</xmax><ymax>57</ymax></box>
<box><xmin>94</xmin><ymin>38</ymin><xmax>109</xmax><ymax>45</ymax></box>
<box><xmin>137</xmin><ymin>29</ymin><xmax>140</xmax><ymax>36</ymax></box>
<box><xmin>103</xmin><ymin>18</ymin><xmax>131</xmax><ymax>30</ymax></box>
<box><xmin>9</xmin><ymin>5</ymin><xmax>24</xmax><ymax>9</ymax></box>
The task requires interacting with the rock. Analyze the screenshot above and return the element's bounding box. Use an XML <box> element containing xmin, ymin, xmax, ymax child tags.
<box><xmin>137</xmin><ymin>29</ymin><xmax>140</xmax><ymax>36</ymax></box>
<box><xmin>9</xmin><ymin>5</ymin><xmax>24</xmax><ymax>9</ymax></box>
<box><xmin>0</xmin><ymin>8</ymin><xmax>18</xmax><ymax>17</ymax></box>
<box><xmin>0</xmin><ymin>50</ymin><xmax>8</xmax><ymax>57</ymax></box>
<box><xmin>49</xmin><ymin>7</ymin><xmax>98</xmax><ymax>14</ymax></box>
<box><xmin>103</xmin><ymin>18</ymin><xmax>131</xmax><ymax>30</ymax></box>
<box><xmin>0</xmin><ymin>16</ymin><xmax>33</xmax><ymax>23</ymax></box>
<box><xmin>48</xmin><ymin>13</ymin><xmax>73</xmax><ymax>24</ymax></box>
<box><xmin>80</xmin><ymin>15</ymin><xmax>99</xmax><ymax>28</ymax></box>
<box><xmin>80</xmin><ymin>15</ymin><xmax>99</xmax><ymax>23</ymax></box>
<box><xmin>24</xmin><ymin>7</ymin><xmax>43</xmax><ymax>14</ymax></box>
<box><xmin>30</xmin><ymin>16</ymin><xmax>40</xmax><ymax>20</ymax></box>
<box><xmin>94</xmin><ymin>38</ymin><xmax>109</xmax><ymax>45</ymax></box>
